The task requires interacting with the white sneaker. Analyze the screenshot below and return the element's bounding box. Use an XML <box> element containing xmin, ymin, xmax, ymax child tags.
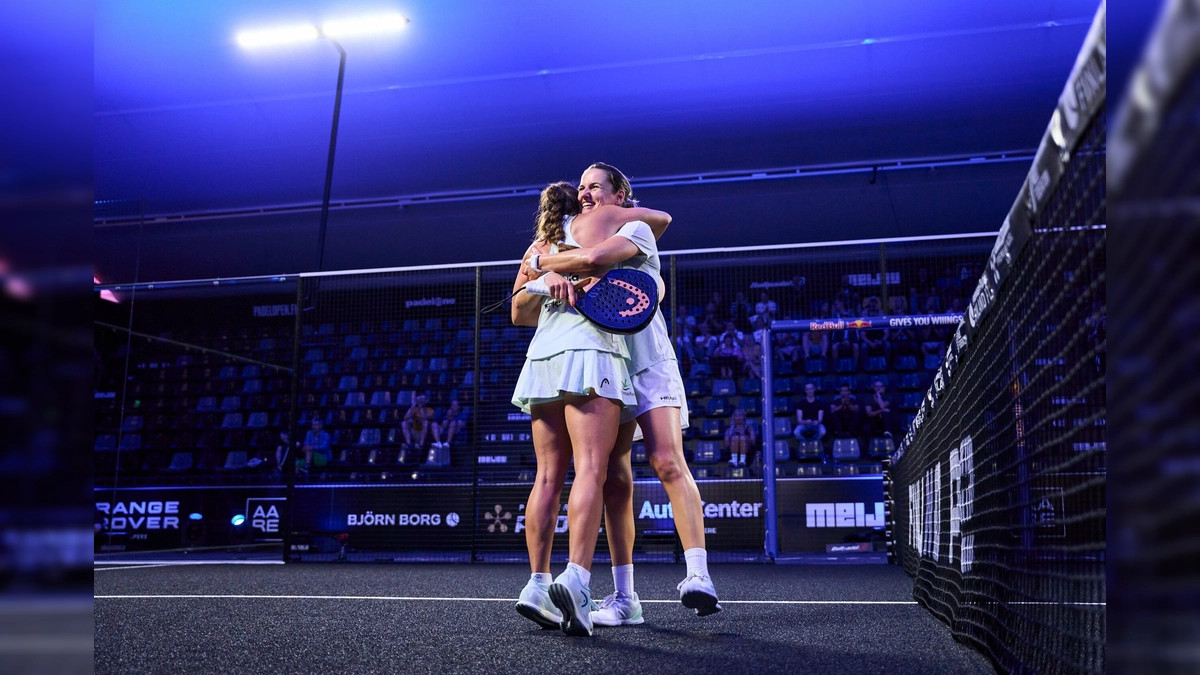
<box><xmin>728</xmin><ymin>457</ymin><xmax>738</xmax><ymax>467</ymax></box>
<box><xmin>548</xmin><ymin>568</ymin><xmax>595</xmax><ymax>637</ymax></box>
<box><xmin>678</xmin><ymin>572</ymin><xmax>722</xmax><ymax>617</ymax></box>
<box><xmin>515</xmin><ymin>578</ymin><xmax>561</xmax><ymax>630</ymax></box>
<box><xmin>590</xmin><ymin>591</ymin><xmax>644</xmax><ymax>626</ymax></box>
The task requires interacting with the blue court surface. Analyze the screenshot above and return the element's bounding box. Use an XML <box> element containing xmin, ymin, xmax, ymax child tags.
<box><xmin>95</xmin><ymin>562</ymin><xmax>993</xmax><ymax>674</ymax></box>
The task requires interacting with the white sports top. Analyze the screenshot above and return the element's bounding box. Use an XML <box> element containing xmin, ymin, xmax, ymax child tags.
<box><xmin>563</xmin><ymin>217</ymin><xmax>673</xmax><ymax>373</ymax></box>
<box><xmin>524</xmin><ymin>216</ymin><xmax>628</xmax><ymax>361</ymax></box>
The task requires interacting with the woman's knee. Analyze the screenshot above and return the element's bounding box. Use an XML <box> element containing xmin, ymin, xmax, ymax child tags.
<box><xmin>648</xmin><ymin>451</ymin><xmax>689</xmax><ymax>484</ymax></box>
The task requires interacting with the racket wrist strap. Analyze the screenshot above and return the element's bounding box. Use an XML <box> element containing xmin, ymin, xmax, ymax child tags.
<box><xmin>524</xmin><ymin>279</ymin><xmax>551</xmax><ymax>296</ymax></box>
<box><xmin>528</xmin><ymin>254</ymin><xmax>542</xmax><ymax>273</ymax></box>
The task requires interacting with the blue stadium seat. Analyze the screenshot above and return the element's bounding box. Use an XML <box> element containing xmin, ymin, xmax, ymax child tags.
<box><xmin>428</xmin><ymin>358</ymin><xmax>449</xmax><ymax>371</ymax></box>
<box><xmin>804</xmin><ymin>357</ymin><xmax>826</xmax><ymax>375</ymax></box>
<box><xmin>220</xmin><ymin>396</ymin><xmax>240</xmax><ymax>411</ymax></box>
<box><xmin>738</xmin><ymin>378</ymin><xmax>761</xmax><ymax>395</ymax></box>
<box><xmin>772</xmin><ymin>417</ymin><xmax>792</xmax><ymax>437</ymax></box>
<box><xmin>94</xmin><ymin>435</ymin><xmax>116</xmax><ymax>452</ymax></box>
<box><xmin>370</xmin><ymin>391</ymin><xmax>392</xmax><ymax>407</ymax></box>
<box><xmin>358</xmin><ymin>428</ymin><xmax>381</xmax><ymax>446</ymax></box>
<box><xmin>632</xmin><ymin>443</ymin><xmax>647</xmax><ymax>464</ymax></box>
<box><xmin>247</xmin><ymin>412</ymin><xmax>268</xmax><ymax>428</ymax></box>
<box><xmin>711</xmin><ymin>379</ymin><xmax>736</xmax><ymax>396</ymax></box>
<box><xmin>773</xmin><ymin>377</ymin><xmax>795</xmax><ymax>394</ymax></box>
<box><xmin>901</xmin><ymin>393</ymin><xmax>923</xmax><ymax>410</ymax></box>
<box><xmin>835</xmin><ymin>464</ymin><xmax>860</xmax><ymax>476</ymax></box>
<box><xmin>220</xmin><ymin>413</ymin><xmax>243</xmax><ymax>428</ymax></box>
<box><xmin>166</xmin><ymin>452</ymin><xmax>193</xmax><ymax>472</ymax></box>
<box><xmin>118</xmin><ymin>434</ymin><xmax>142</xmax><ymax>451</ymax></box>
<box><xmin>309</xmin><ymin>362</ymin><xmax>329</xmax><ymax>376</ymax></box>
<box><xmin>868</xmin><ymin>437</ymin><xmax>895</xmax><ymax>458</ymax></box>
<box><xmin>218</xmin><ymin>366</ymin><xmax>237</xmax><ymax>379</ymax></box>
<box><xmin>242</xmin><ymin>379</ymin><xmax>262</xmax><ymax>394</ymax></box>
<box><xmin>924</xmin><ymin>354</ymin><xmax>943</xmax><ymax>370</ymax></box>
<box><xmin>834</xmin><ymin>357</ymin><xmax>857</xmax><ymax>373</ymax></box>
<box><xmin>772</xmin><ymin>395</ymin><xmax>791</xmax><ymax>415</ymax></box>
<box><xmin>865</xmin><ymin>356</ymin><xmax>888</xmax><ymax>372</ymax></box>
<box><xmin>773</xmin><ymin>360</ymin><xmax>795</xmax><ymax>376</ymax></box>
<box><xmin>685</xmin><ymin>379</ymin><xmax>705</xmax><ymax>397</ymax></box>
<box><xmin>701</xmin><ymin>419</ymin><xmax>724</xmax><ymax>437</ymax></box>
<box><xmin>797</xmin><ymin>464</ymin><xmax>823</xmax><ymax>477</ymax></box>
<box><xmin>241</xmin><ymin>365</ymin><xmax>261</xmax><ymax>378</ymax></box>
<box><xmin>344</xmin><ymin>334</ymin><xmax>362</xmax><ymax>347</ymax></box>
<box><xmin>706</xmin><ymin>397</ymin><xmax>730</xmax><ymax>417</ymax></box>
<box><xmin>796</xmin><ymin>439</ymin><xmax>823</xmax><ymax>459</ymax></box>
<box><xmin>693</xmin><ymin>441</ymin><xmax>721</xmax><ymax>463</ymax></box>
<box><xmin>895</xmin><ymin>355</ymin><xmax>918</xmax><ymax>371</ymax></box>
<box><xmin>122</xmin><ymin>415</ymin><xmax>143</xmax><ymax>431</ymax></box>
<box><xmin>220</xmin><ymin>451</ymin><xmax>248</xmax><ymax>471</ymax></box>
<box><xmin>832</xmin><ymin>438</ymin><xmax>860</xmax><ymax>461</ymax></box>
<box><xmin>405</xmin><ymin>359</ymin><xmax>424</xmax><ymax>372</ymax></box>
<box><xmin>338</xmin><ymin>376</ymin><xmax>358</xmax><ymax>390</ymax></box>
<box><xmin>900</xmin><ymin>373</ymin><xmax>923</xmax><ymax>390</ymax></box>
<box><xmin>344</xmin><ymin>392</ymin><xmax>366</xmax><ymax>407</ymax></box>
<box><xmin>773</xmin><ymin>439</ymin><xmax>791</xmax><ymax>462</ymax></box>
<box><xmin>737</xmin><ymin>396</ymin><xmax>762</xmax><ymax>416</ymax></box>
<box><xmin>350</xmin><ymin>347</ymin><xmax>368</xmax><ymax>360</ymax></box>
<box><xmin>196</xmin><ymin>396</ymin><xmax>217</xmax><ymax>411</ymax></box>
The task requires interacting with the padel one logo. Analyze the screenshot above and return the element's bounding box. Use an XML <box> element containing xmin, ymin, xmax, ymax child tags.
<box><xmin>805</xmin><ymin>502</ymin><xmax>884</xmax><ymax>528</ymax></box>
<box><xmin>514</xmin><ymin>503</ymin><xmax>568</xmax><ymax>535</ymax></box>
<box><xmin>484</xmin><ymin>505</ymin><xmax>513</xmax><ymax>533</ymax></box>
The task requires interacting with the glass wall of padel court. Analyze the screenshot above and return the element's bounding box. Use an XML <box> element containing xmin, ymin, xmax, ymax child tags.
<box><xmin>95</xmin><ymin>232</ymin><xmax>995</xmax><ymax>563</ymax></box>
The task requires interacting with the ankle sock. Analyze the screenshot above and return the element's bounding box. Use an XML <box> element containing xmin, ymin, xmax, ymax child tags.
<box><xmin>532</xmin><ymin>572</ymin><xmax>552</xmax><ymax>587</ymax></box>
<box><xmin>612</xmin><ymin>564</ymin><xmax>634</xmax><ymax>596</ymax></box>
<box><xmin>566</xmin><ymin>562</ymin><xmax>591</xmax><ymax>588</ymax></box>
<box><xmin>684</xmin><ymin>548</ymin><xmax>709</xmax><ymax>578</ymax></box>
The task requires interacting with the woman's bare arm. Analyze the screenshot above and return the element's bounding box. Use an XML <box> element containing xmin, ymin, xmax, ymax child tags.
<box><xmin>511</xmin><ymin>243</ymin><xmax>544</xmax><ymax>327</ymax></box>
<box><xmin>593</xmin><ymin>204</ymin><xmax>671</xmax><ymax>239</ymax></box>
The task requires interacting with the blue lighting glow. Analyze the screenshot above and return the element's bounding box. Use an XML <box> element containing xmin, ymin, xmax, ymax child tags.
<box><xmin>189</xmin><ymin>513</ymin><xmax>203</xmax><ymax>521</ymax></box>
<box><xmin>231</xmin><ymin>514</ymin><xmax>246</xmax><ymax>526</ymax></box>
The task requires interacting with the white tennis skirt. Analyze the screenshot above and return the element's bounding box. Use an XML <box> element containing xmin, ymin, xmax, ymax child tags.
<box><xmin>512</xmin><ymin>349</ymin><xmax>636</xmax><ymax>414</ymax></box>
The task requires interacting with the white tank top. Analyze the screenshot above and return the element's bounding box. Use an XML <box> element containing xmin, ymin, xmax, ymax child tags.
<box><xmin>563</xmin><ymin>217</ymin><xmax>673</xmax><ymax>373</ymax></box>
<box><xmin>524</xmin><ymin>216</ymin><xmax>628</xmax><ymax>360</ymax></box>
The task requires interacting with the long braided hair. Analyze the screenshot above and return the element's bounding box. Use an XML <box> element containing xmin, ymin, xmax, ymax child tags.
<box><xmin>533</xmin><ymin>181</ymin><xmax>580</xmax><ymax>245</ymax></box>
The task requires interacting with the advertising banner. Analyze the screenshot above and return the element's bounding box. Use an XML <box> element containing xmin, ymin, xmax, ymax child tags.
<box><xmin>94</xmin><ymin>485</ymin><xmax>286</xmax><ymax>554</ymax></box>
<box><xmin>776</xmin><ymin>476</ymin><xmax>885</xmax><ymax>553</ymax></box>
<box><xmin>288</xmin><ymin>483</ymin><xmax>476</xmax><ymax>553</ymax></box>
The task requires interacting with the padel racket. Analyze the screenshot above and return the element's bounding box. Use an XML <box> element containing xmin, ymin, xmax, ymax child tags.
<box><xmin>524</xmin><ymin>268</ymin><xmax>658</xmax><ymax>334</ymax></box>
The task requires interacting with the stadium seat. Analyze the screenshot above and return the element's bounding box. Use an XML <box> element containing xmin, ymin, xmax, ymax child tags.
<box><xmin>924</xmin><ymin>354</ymin><xmax>943</xmax><ymax>370</ymax></box>
<box><xmin>247</xmin><ymin>412</ymin><xmax>268</xmax><ymax>428</ymax></box>
<box><xmin>220</xmin><ymin>396</ymin><xmax>240</xmax><ymax>411</ymax></box>
<box><xmin>712</xmin><ymin>379</ymin><xmax>736</xmax><ymax>396</ymax></box>
<box><xmin>338</xmin><ymin>376</ymin><xmax>359</xmax><ymax>390</ymax></box>
<box><xmin>309</xmin><ymin>362</ymin><xmax>329</xmax><ymax>376</ymax></box>
<box><xmin>833</xmin><ymin>375</ymin><xmax>859</xmax><ymax>392</ymax></box>
<box><xmin>166</xmin><ymin>452</ymin><xmax>193</xmax><ymax>471</ymax></box>
<box><xmin>804</xmin><ymin>357</ymin><xmax>826</xmax><ymax>375</ymax></box>
<box><xmin>738</xmin><ymin>378</ymin><xmax>761</xmax><ymax>395</ymax></box>
<box><xmin>405</xmin><ymin>359</ymin><xmax>424</xmax><ymax>372</ymax></box>
<box><xmin>122</xmin><ymin>415</ymin><xmax>143</xmax><ymax>432</ymax></box>
<box><xmin>772</xmin><ymin>417</ymin><xmax>792</xmax><ymax>437</ymax></box>
<box><xmin>428</xmin><ymin>357</ymin><xmax>449</xmax><ymax>371</ymax></box>
<box><xmin>196</xmin><ymin>396</ymin><xmax>217</xmax><ymax>411</ymax></box>
<box><xmin>424</xmin><ymin>445</ymin><xmax>450</xmax><ymax>467</ymax></box>
<box><xmin>868</xmin><ymin>437</ymin><xmax>895</xmax><ymax>458</ymax></box>
<box><xmin>773</xmin><ymin>377</ymin><xmax>795</xmax><ymax>394</ymax></box>
<box><xmin>706</xmin><ymin>397</ymin><xmax>730</xmax><ymax>417</ymax></box>
<box><xmin>835</xmin><ymin>464</ymin><xmax>860</xmax><ymax>476</ymax></box>
<box><xmin>738</xmin><ymin>396</ymin><xmax>762</xmax><ymax>416</ymax></box>
<box><xmin>865</xmin><ymin>356</ymin><xmax>888</xmax><ymax>372</ymax></box>
<box><xmin>218</xmin><ymin>366</ymin><xmax>237</xmax><ymax>379</ymax></box>
<box><xmin>94</xmin><ymin>435</ymin><xmax>117</xmax><ymax>452</ymax></box>
<box><xmin>895</xmin><ymin>355</ymin><xmax>918</xmax><ymax>371</ymax></box>
<box><xmin>343</xmin><ymin>392</ymin><xmax>366</xmax><ymax>407</ymax></box>
<box><xmin>367</xmin><ymin>448</ymin><xmax>389</xmax><ymax>466</ymax></box>
<box><xmin>220</xmin><ymin>413</ymin><xmax>243</xmax><ymax>428</ymax></box>
<box><xmin>242</xmin><ymin>379</ymin><xmax>262</xmax><ymax>394</ymax></box>
<box><xmin>350</xmin><ymin>347</ymin><xmax>368</xmax><ymax>360</ymax></box>
<box><xmin>693</xmin><ymin>441</ymin><xmax>721</xmax><ymax>463</ymax></box>
<box><xmin>118</xmin><ymin>434</ymin><xmax>142</xmax><ymax>451</ymax></box>
<box><xmin>241</xmin><ymin>365</ymin><xmax>261</xmax><ymax>378</ymax></box>
<box><xmin>772</xmin><ymin>395</ymin><xmax>791</xmax><ymax>415</ymax></box>
<box><xmin>220</xmin><ymin>451</ymin><xmax>248</xmax><ymax>471</ymax></box>
<box><xmin>797</xmin><ymin>464</ymin><xmax>823</xmax><ymax>477</ymax></box>
<box><xmin>370</xmin><ymin>391</ymin><xmax>392</xmax><ymax>407</ymax></box>
<box><xmin>685</xmin><ymin>379</ymin><xmax>704</xmax><ymax>397</ymax></box>
<box><xmin>773</xmin><ymin>360</ymin><xmax>795</xmax><ymax>376</ymax></box>
<box><xmin>834</xmin><ymin>357</ymin><xmax>857</xmax><ymax>373</ymax></box>
<box><xmin>358</xmin><ymin>429</ymin><xmax>381</xmax><ymax>446</ymax></box>
<box><xmin>832</xmin><ymin>438</ymin><xmax>860</xmax><ymax>461</ymax></box>
<box><xmin>901</xmin><ymin>393</ymin><xmax>923</xmax><ymax>410</ymax></box>
<box><xmin>900</xmin><ymin>373</ymin><xmax>923</xmax><ymax>390</ymax></box>
<box><xmin>773</xmin><ymin>439</ymin><xmax>791</xmax><ymax>462</ymax></box>
<box><xmin>632</xmin><ymin>443</ymin><xmax>647</xmax><ymax>464</ymax></box>
<box><xmin>701</xmin><ymin>419</ymin><xmax>724</xmax><ymax>437</ymax></box>
<box><xmin>796</xmin><ymin>439</ymin><xmax>823</xmax><ymax>459</ymax></box>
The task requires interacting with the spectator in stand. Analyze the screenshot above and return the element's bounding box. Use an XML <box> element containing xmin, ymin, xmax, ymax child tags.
<box><xmin>828</xmin><ymin>385</ymin><xmax>861</xmax><ymax>439</ymax></box>
<box><xmin>860</xmin><ymin>297</ymin><xmax>891</xmax><ymax>361</ymax></box>
<box><xmin>775</xmin><ymin>332</ymin><xmax>802</xmax><ymax>364</ymax></box>
<box><xmin>751</xmin><ymin>315</ymin><xmax>770</xmax><ymax>345</ymax></box>
<box><xmin>675</xmin><ymin>317</ymin><xmax>698</xmax><ymax>372</ymax></box>
<box><xmin>921</xmin><ymin>295</ymin><xmax>940</xmax><ymax>315</ymax></box>
<box><xmin>702</xmin><ymin>302</ymin><xmax>723</xmax><ymax>336</ymax></box>
<box><xmin>742</xmin><ymin>338</ymin><xmax>763</xmax><ymax>380</ymax></box>
<box><xmin>720</xmin><ymin>321</ymin><xmax>745</xmax><ymax>344</ymax></box>
<box><xmin>864</xmin><ymin>380</ymin><xmax>895</xmax><ymax>438</ymax></box>
<box><xmin>830</xmin><ymin>299</ymin><xmax>860</xmax><ymax>362</ymax></box>
<box><xmin>785</xmin><ymin>275</ymin><xmax>808</xmax><ymax>318</ymax></box>
<box><xmin>908</xmin><ymin>267</ymin><xmax>937</xmax><ymax>312</ymax></box>
<box><xmin>919</xmin><ymin>326</ymin><xmax>946</xmax><ymax>360</ymax></box>
<box><xmin>889</xmin><ymin>303</ymin><xmax>919</xmax><ymax>357</ymax></box>
<box><xmin>754</xmin><ymin>291</ymin><xmax>778</xmax><ymax>325</ymax></box>
<box><xmin>401</xmin><ymin>394</ymin><xmax>435</xmax><ymax>459</ymax></box>
<box><xmin>433</xmin><ymin>399</ymin><xmax>466</xmax><ymax>452</ymax></box>
<box><xmin>273</xmin><ymin>430</ymin><xmax>290</xmax><ymax>472</ymax></box>
<box><xmin>710</xmin><ymin>333</ymin><xmax>744</xmax><ymax>379</ymax></box>
<box><xmin>694</xmin><ymin>321</ymin><xmax>719</xmax><ymax>363</ymax></box>
<box><xmin>802</xmin><ymin>328</ymin><xmax>829</xmax><ymax>363</ymax></box>
<box><xmin>709</xmin><ymin>292</ymin><xmax>725</xmax><ymax>323</ymax></box>
<box><xmin>300</xmin><ymin>418</ymin><xmax>332</xmax><ymax>473</ymax></box>
<box><xmin>793</xmin><ymin>383</ymin><xmax>826</xmax><ymax>442</ymax></box>
<box><xmin>728</xmin><ymin>291</ymin><xmax>753</xmax><ymax>333</ymax></box>
<box><xmin>724</xmin><ymin>408</ymin><xmax>758</xmax><ymax>468</ymax></box>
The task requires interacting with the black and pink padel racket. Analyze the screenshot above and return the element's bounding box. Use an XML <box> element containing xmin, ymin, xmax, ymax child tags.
<box><xmin>524</xmin><ymin>268</ymin><xmax>658</xmax><ymax>334</ymax></box>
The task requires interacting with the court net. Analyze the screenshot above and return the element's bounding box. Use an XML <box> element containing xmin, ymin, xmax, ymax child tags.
<box><xmin>890</xmin><ymin>6</ymin><xmax>1106</xmax><ymax>674</ymax></box>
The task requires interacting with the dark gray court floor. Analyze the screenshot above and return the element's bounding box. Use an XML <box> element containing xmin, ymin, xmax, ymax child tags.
<box><xmin>95</xmin><ymin>563</ymin><xmax>996</xmax><ymax>675</ymax></box>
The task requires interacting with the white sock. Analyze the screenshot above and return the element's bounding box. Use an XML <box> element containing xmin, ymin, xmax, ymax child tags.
<box><xmin>566</xmin><ymin>562</ymin><xmax>591</xmax><ymax>588</ymax></box>
<box><xmin>684</xmin><ymin>548</ymin><xmax>709</xmax><ymax>578</ymax></box>
<box><xmin>532</xmin><ymin>572</ymin><xmax>552</xmax><ymax>587</ymax></box>
<box><xmin>612</xmin><ymin>564</ymin><xmax>634</xmax><ymax>596</ymax></box>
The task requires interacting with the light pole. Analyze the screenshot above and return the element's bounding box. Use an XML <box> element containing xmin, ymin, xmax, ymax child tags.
<box><xmin>237</xmin><ymin>13</ymin><xmax>410</xmax><ymax>271</ymax></box>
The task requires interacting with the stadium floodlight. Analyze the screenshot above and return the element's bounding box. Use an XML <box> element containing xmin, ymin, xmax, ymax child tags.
<box><xmin>236</xmin><ymin>24</ymin><xmax>320</xmax><ymax>49</ymax></box>
<box><xmin>321</xmin><ymin>13</ymin><xmax>410</xmax><ymax>38</ymax></box>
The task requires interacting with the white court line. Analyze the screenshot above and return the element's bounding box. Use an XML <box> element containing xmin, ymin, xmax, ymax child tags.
<box><xmin>0</xmin><ymin>636</ymin><xmax>94</xmax><ymax>653</ymax></box>
<box><xmin>93</xmin><ymin>564</ymin><xmax>177</xmax><ymax>572</ymax></box>
<box><xmin>92</xmin><ymin>594</ymin><xmax>918</xmax><ymax>605</ymax></box>
<box><xmin>94</xmin><ymin>560</ymin><xmax>284</xmax><ymax>567</ymax></box>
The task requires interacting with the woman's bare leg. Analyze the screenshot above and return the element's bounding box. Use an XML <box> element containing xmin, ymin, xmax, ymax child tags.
<box><xmin>526</xmin><ymin>401</ymin><xmax>571</xmax><ymax>573</ymax></box>
<box><xmin>602</xmin><ymin>420</ymin><xmax>638</xmax><ymax>567</ymax></box>
<box><xmin>640</xmin><ymin>407</ymin><xmax>706</xmax><ymax>551</ymax></box>
<box><xmin>562</xmin><ymin>393</ymin><xmax>622</xmax><ymax>570</ymax></box>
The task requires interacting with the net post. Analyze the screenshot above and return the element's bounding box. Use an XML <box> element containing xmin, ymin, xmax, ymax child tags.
<box><xmin>760</xmin><ymin>323</ymin><xmax>778</xmax><ymax>561</ymax></box>
<box><xmin>282</xmin><ymin>277</ymin><xmax>303</xmax><ymax>563</ymax></box>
